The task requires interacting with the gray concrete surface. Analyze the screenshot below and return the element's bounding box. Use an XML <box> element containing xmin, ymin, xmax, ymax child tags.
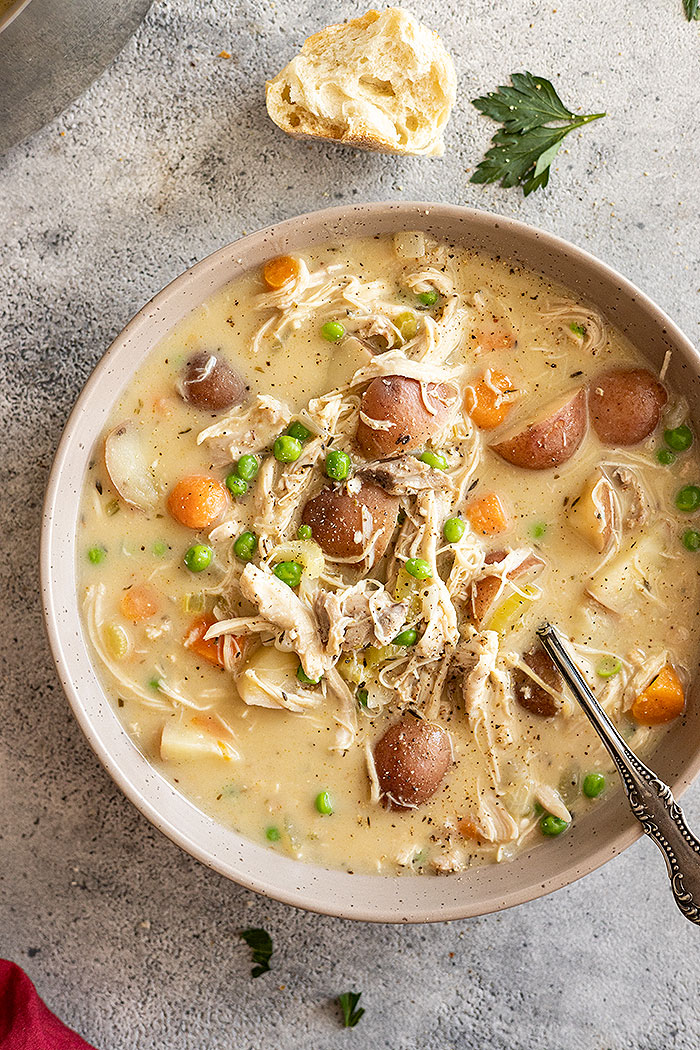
<box><xmin>1</xmin><ymin>1</ymin><xmax>700</xmax><ymax>1047</ymax></box>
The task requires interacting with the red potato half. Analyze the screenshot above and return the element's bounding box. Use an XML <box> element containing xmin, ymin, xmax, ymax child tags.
<box><xmin>178</xmin><ymin>350</ymin><xmax>247</xmax><ymax>412</ymax></box>
<box><xmin>104</xmin><ymin>421</ymin><xmax>158</xmax><ymax>511</ymax></box>
<box><xmin>589</xmin><ymin>368</ymin><xmax>667</xmax><ymax>446</ymax></box>
<box><xmin>300</xmin><ymin>482</ymin><xmax>399</xmax><ymax>565</ymax></box>
<box><xmin>491</xmin><ymin>388</ymin><xmax>587</xmax><ymax>470</ymax></box>
<box><xmin>513</xmin><ymin>647</ymin><xmax>563</xmax><ymax>718</ymax></box>
<box><xmin>356</xmin><ymin>375</ymin><xmax>459</xmax><ymax>459</ymax></box>
<box><xmin>373</xmin><ymin>714</ymin><xmax>453</xmax><ymax>809</ymax></box>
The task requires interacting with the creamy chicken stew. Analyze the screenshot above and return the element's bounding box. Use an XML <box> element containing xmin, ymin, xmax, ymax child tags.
<box><xmin>79</xmin><ymin>232</ymin><xmax>700</xmax><ymax>875</ymax></box>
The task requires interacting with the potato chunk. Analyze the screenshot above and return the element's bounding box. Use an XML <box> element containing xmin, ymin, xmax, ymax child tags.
<box><xmin>491</xmin><ymin>389</ymin><xmax>587</xmax><ymax>470</ymax></box>
<box><xmin>589</xmin><ymin>368</ymin><xmax>667</xmax><ymax>446</ymax></box>
<box><xmin>373</xmin><ymin>714</ymin><xmax>452</xmax><ymax>809</ymax></box>
<box><xmin>567</xmin><ymin>469</ymin><xmax>619</xmax><ymax>553</ymax></box>
<box><xmin>356</xmin><ymin>375</ymin><xmax>458</xmax><ymax>459</ymax></box>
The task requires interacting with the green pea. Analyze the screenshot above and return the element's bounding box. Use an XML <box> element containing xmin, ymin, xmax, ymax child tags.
<box><xmin>583</xmin><ymin>772</ymin><xmax>606</xmax><ymax>798</ymax></box>
<box><xmin>87</xmin><ymin>546</ymin><xmax>106</xmax><ymax>564</ymax></box>
<box><xmin>393</xmin><ymin>627</ymin><xmax>418</xmax><ymax>646</ymax></box>
<box><xmin>265</xmin><ymin>826</ymin><xmax>281</xmax><ymax>842</ymax></box>
<box><xmin>395</xmin><ymin>311</ymin><xmax>418</xmax><ymax>341</ymax></box>
<box><xmin>675</xmin><ymin>485</ymin><xmax>700</xmax><ymax>512</ymax></box>
<box><xmin>357</xmin><ymin>687</ymin><xmax>369</xmax><ymax>708</ymax></box>
<box><xmin>443</xmin><ymin>517</ymin><xmax>466</xmax><ymax>544</ymax></box>
<box><xmin>664</xmin><ymin>424</ymin><xmax>693</xmax><ymax>452</ymax></box>
<box><xmin>596</xmin><ymin>655</ymin><xmax>622</xmax><ymax>678</ymax></box>
<box><xmin>530</xmin><ymin>522</ymin><xmax>548</xmax><ymax>540</ymax></box>
<box><xmin>274</xmin><ymin>435</ymin><xmax>302</xmax><ymax>462</ymax></box>
<box><xmin>225</xmin><ymin>473</ymin><xmax>248</xmax><ymax>497</ymax></box>
<box><xmin>321</xmin><ymin>321</ymin><xmax>345</xmax><ymax>342</ymax></box>
<box><xmin>419</xmin><ymin>449</ymin><xmax>448</xmax><ymax>471</ymax></box>
<box><xmin>273</xmin><ymin>560</ymin><xmax>303</xmax><ymax>587</ymax></box>
<box><xmin>315</xmin><ymin>790</ymin><xmax>333</xmax><ymax>815</ymax></box>
<box><xmin>540</xmin><ymin>814</ymin><xmax>568</xmax><ymax>836</ymax></box>
<box><xmin>297</xmin><ymin>663</ymin><xmax>322</xmax><ymax>686</ymax></box>
<box><xmin>325</xmin><ymin>449</ymin><xmax>351</xmax><ymax>480</ymax></box>
<box><xmin>152</xmin><ymin>541</ymin><xmax>168</xmax><ymax>557</ymax></box>
<box><xmin>234</xmin><ymin>531</ymin><xmax>258</xmax><ymax>562</ymax></box>
<box><xmin>405</xmin><ymin>557</ymin><xmax>432</xmax><ymax>581</ymax></box>
<box><xmin>297</xmin><ymin>524</ymin><xmax>312</xmax><ymax>540</ymax></box>
<box><xmin>656</xmin><ymin>449</ymin><xmax>676</xmax><ymax>466</ymax></box>
<box><xmin>184</xmin><ymin>544</ymin><xmax>213</xmax><ymax>572</ymax></box>
<box><xmin>286</xmin><ymin>420</ymin><xmax>311</xmax><ymax>442</ymax></box>
<box><xmin>417</xmin><ymin>289</ymin><xmax>439</xmax><ymax>307</ymax></box>
<box><xmin>236</xmin><ymin>454</ymin><xmax>259</xmax><ymax>481</ymax></box>
<box><xmin>683</xmin><ymin>529</ymin><xmax>700</xmax><ymax>552</ymax></box>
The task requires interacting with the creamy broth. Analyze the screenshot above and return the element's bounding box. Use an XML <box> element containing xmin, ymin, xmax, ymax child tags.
<box><xmin>78</xmin><ymin>233</ymin><xmax>700</xmax><ymax>875</ymax></box>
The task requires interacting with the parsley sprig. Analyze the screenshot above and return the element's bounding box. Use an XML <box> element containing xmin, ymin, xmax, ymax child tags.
<box><xmin>240</xmin><ymin>928</ymin><xmax>273</xmax><ymax>977</ymax></box>
<box><xmin>684</xmin><ymin>0</ymin><xmax>699</xmax><ymax>19</ymax></box>
<box><xmin>337</xmin><ymin>991</ymin><xmax>365</xmax><ymax>1028</ymax></box>
<box><xmin>470</xmin><ymin>73</ymin><xmax>605</xmax><ymax>196</ymax></box>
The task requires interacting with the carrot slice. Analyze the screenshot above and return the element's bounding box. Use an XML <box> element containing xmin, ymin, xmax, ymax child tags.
<box><xmin>120</xmin><ymin>584</ymin><xmax>158</xmax><ymax>622</ymax></box>
<box><xmin>457</xmin><ymin>816</ymin><xmax>488</xmax><ymax>845</ymax></box>
<box><xmin>466</xmin><ymin>369</ymin><xmax>516</xmax><ymax>430</ymax></box>
<box><xmin>465</xmin><ymin>493</ymin><xmax>509</xmax><ymax>536</ymax></box>
<box><xmin>184</xmin><ymin>614</ymin><xmax>225</xmax><ymax>667</ymax></box>
<box><xmin>167</xmin><ymin>475</ymin><xmax>228</xmax><ymax>530</ymax></box>
<box><xmin>262</xmin><ymin>255</ymin><xmax>300</xmax><ymax>290</ymax></box>
<box><xmin>184</xmin><ymin>614</ymin><xmax>247</xmax><ymax>669</ymax></box>
<box><xmin>631</xmin><ymin>665</ymin><xmax>685</xmax><ymax>725</ymax></box>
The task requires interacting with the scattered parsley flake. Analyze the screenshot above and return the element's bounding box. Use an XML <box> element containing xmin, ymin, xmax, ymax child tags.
<box><xmin>240</xmin><ymin>928</ymin><xmax>273</xmax><ymax>977</ymax></box>
<box><xmin>337</xmin><ymin>990</ymin><xmax>365</xmax><ymax>1028</ymax></box>
<box><xmin>470</xmin><ymin>72</ymin><xmax>605</xmax><ymax>196</ymax></box>
<box><xmin>570</xmin><ymin>321</ymin><xmax>586</xmax><ymax>338</ymax></box>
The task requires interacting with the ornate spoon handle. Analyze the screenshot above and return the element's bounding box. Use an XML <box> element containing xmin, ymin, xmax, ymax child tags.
<box><xmin>537</xmin><ymin>622</ymin><xmax>700</xmax><ymax>925</ymax></box>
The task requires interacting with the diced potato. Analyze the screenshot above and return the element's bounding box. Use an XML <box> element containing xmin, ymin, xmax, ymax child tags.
<box><xmin>393</xmin><ymin>231</ymin><xmax>426</xmax><ymax>259</ymax></box>
<box><xmin>586</xmin><ymin>533</ymin><xmax>666</xmax><ymax>615</ymax></box>
<box><xmin>104</xmin><ymin>422</ymin><xmax>159</xmax><ymax>511</ymax></box>
<box><xmin>567</xmin><ymin>469</ymin><xmax>619</xmax><ymax>553</ymax></box>
<box><xmin>236</xmin><ymin>645</ymin><xmax>300</xmax><ymax>708</ymax></box>
<box><xmin>160</xmin><ymin>719</ymin><xmax>237</xmax><ymax>762</ymax></box>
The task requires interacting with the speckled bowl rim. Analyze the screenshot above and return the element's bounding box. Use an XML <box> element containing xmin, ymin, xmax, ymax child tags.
<box><xmin>41</xmin><ymin>201</ymin><xmax>700</xmax><ymax>923</ymax></box>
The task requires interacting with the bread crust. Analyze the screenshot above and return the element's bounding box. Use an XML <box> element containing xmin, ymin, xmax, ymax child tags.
<box><xmin>265</xmin><ymin>7</ymin><xmax>456</xmax><ymax>158</ymax></box>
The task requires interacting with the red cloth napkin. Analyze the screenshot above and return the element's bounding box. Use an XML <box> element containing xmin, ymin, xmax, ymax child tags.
<box><xmin>0</xmin><ymin>961</ymin><xmax>98</xmax><ymax>1049</ymax></box>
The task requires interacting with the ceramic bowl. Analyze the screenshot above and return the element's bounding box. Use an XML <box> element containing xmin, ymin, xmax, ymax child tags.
<box><xmin>41</xmin><ymin>202</ymin><xmax>700</xmax><ymax>922</ymax></box>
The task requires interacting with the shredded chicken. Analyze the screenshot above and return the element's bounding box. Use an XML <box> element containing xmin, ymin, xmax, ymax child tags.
<box><xmin>197</xmin><ymin>395</ymin><xmax>291</xmax><ymax>459</ymax></box>
<box><xmin>611</xmin><ymin>466</ymin><xmax>652</xmax><ymax>528</ymax></box>
<box><xmin>542</xmin><ymin>298</ymin><xmax>607</xmax><ymax>355</ymax></box>
<box><xmin>315</xmin><ymin>581</ymin><xmax>407</xmax><ymax>658</ymax></box>
<box><xmin>238</xmin><ymin>564</ymin><xmax>327</xmax><ymax>681</ymax></box>
<box><xmin>358</xmin><ymin>456</ymin><xmax>454</xmax><ymax>496</ymax></box>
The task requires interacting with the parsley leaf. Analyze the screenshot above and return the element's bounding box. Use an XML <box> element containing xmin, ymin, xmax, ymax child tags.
<box><xmin>337</xmin><ymin>991</ymin><xmax>365</xmax><ymax>1028</ymax></box>
<box><xmin>240</xmin><ymin>928</ymin><xmax>273</xmax><ymax>977</ymax></box>
<box><xmin>471</xmin><ymin>73</ymin><xmax>605</xmax><ymax>196</ymax></box>
<box><xmin>684</xmin><ymin>0</ymin><xmax>699</xmax><ymax>19</ymax></box>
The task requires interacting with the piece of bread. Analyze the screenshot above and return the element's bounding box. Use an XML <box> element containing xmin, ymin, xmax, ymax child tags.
<box><xmin>265</xmin><ymin>8</ymin><xmax>456</xmax><ymax>157</ymax></box>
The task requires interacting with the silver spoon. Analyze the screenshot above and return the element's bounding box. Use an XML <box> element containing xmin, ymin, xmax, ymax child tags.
<box><xmin>536</xmin><ymin>621</ymin><xmax>700</xmax><ymax>925</ymax></box>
